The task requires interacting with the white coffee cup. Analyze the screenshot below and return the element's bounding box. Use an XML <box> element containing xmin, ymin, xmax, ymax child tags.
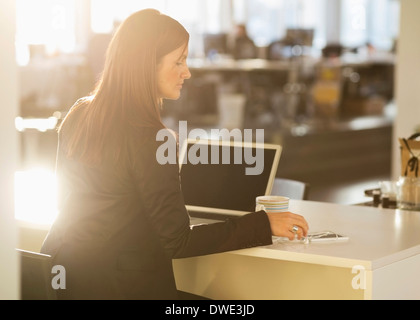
<box><xmin>256</xmin><ymin>195</ymin><xmax>290</xmax><ymax>213</ymax></box>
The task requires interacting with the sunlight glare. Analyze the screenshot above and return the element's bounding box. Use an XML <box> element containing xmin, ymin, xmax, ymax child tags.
<box><xmin>15</xmin><ymin>116</ymin><xmax>58</xmax><ymax>132</ymax></box>
<box><xmin>16</xmin><ymin>0</ymin><xmax>76</xmax><ymax>65</ymax></box>
<box><xmin>14</xmin><ymin>168</ymin><xmax>58</xmax><ymax>226</ymax></box>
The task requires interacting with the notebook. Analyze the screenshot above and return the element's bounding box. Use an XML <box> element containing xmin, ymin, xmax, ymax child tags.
<box><xmin>179</xmin><ymin>138</ymin><xmax>282</xmax><ymax>219</ymax></box>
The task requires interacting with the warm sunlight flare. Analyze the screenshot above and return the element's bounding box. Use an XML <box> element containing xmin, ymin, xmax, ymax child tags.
<box><xmin>14</xmin><ymin>168</ymin><xmax>58</xmax><ymax>225</ymax></box>
<box><xmin>15</xmin><ymin>117</ymin><xmax>58</xmax><ymax>132</ymax></box>
<box><xmin>16</xmin><ymin>0</ymin><xmax>76</xmax><ymax>65</ymax></box>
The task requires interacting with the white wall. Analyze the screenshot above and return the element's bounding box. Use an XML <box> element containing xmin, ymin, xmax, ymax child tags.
<box><xmin>0</xmin><ymin>0</ymin><xmax>19</xmax><ymax>299</ymax></box>
<box><xmin>392</xmin><ymin>0</ymin><xmax>420</xmax><ymax>179</ymax></box>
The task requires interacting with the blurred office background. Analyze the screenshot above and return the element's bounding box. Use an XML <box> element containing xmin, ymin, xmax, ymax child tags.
<box><xmin>5</xmin><ymin>0</ymin><xmax>414</xmax><ymax>227</ymax></box>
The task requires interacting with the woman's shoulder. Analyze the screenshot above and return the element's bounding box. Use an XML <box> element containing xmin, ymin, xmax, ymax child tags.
<box><xmin>69</xmin><ymin>96</ymin><xmax>92</xmax><ymax>112</ymax></box>
<box><xmin>126</xmin><ymin>126</ymin><xmax>178</xmax><ymax>165</ymax></box>
<box><xmin>60</xmin><ymin>97</ymin><xmax>92</xmax><ymax>125</ymax></box>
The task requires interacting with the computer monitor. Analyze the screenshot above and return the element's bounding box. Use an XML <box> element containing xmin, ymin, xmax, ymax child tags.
<box><xmin>179</xmin><ymin>139</ymin><xmax>282</xmax><ymax>217</ymax></box>
<box><xmin>203</xmin><ymin>33</ymin><xmax>228</xmax><ymax>57</ymax></box>
<box><xmin>285</xmin><ymin>28</ymin><xmax>314</xmax><ymax>47</ymax></box>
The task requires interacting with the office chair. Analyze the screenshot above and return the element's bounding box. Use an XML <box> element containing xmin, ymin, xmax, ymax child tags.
<box><xmin>267</xmin><ymin>39</ymin><xmax>290</xmax><ymax>60</ymax></box>
<box><xmin>271</xmin><ymin>178</ymin><xmax>310</xmax><ymax>200</ymax></box>
<box><xmin>17</xmin><ymin>248</ymin><xmax>57</xmax><ymax>300</ymax></box>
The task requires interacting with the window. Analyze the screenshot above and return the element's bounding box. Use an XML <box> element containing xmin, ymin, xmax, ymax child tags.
<box><xmin>236</xmin><ymin>0</ymin><xmax>326</xmax><ymax>48</ymax></box>
<box><xmin>241</xmin><ymin>0</ymin><xmax>398</xmax><ymax>50</ymax></box>
<box><xmin>15</xmin><ymin>0</ymin><xmax>400</xmax><ymax>64</ymax></box>
<box><xmin>90</xmin><ymin>0</ymin><xmax>166</xmax><ymax>33</ymax></box>
<box><xmin>340</xmin><ymin>0</ymin><xmax>368</xmax><ymax>48</ymax></box>
<box><xmin>341</xmin><ymin>0</ymin><xmax>399</xmax><ymax>50</ymax></box>
<box><xmin>16</xmin><ymin>0</ymin><xmax>76</xmax><ymax>65</ymax></box>
<box><xmin>90</xmin><ymin>0</ymin><xmax>222</xmax><ymax>58</ymax></box>
<box><xmin>367</xmin><ymin>0</ymin><xmax>399</xmax><ymax>49</ymax></box>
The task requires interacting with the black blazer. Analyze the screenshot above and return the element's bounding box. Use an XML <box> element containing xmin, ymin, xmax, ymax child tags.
<box><xmin>41</xmin><ymin>106</ymin><xmax>272</xmax><ymax>300</ymax></box>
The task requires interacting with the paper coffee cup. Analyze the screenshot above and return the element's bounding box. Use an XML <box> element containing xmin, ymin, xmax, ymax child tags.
<box><xmin>256</xmin><ymin>195</ymin><xmax>289</xmax><ymax>213</ymax></box>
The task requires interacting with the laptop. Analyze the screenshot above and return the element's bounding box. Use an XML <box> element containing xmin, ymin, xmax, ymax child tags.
<box><xmin>179</xmin><ymin>138</ymin><xmax>282</xmax><ymax>221</ymax></box>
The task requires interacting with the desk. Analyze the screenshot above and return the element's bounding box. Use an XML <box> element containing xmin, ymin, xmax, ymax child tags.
<box><xmin>187</xmin><ymin>58</ymin><xmax>307</xmax><ymax>72</ymax></box>
<box><xmin>174</xmin><ymin>200</ymin><xmax>420</xmax><ymax>300</ymax></box>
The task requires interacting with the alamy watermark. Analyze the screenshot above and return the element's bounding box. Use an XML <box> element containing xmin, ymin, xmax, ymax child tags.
<box><xmin>51</xmin><ymin>265</ymin><xmax>66</xmax><ymax>290</ymax></box>
<box><xmin>351</xmin><ymin>265</ymin><xmax>366</xmax><ymax>290</ymax></box>
<box><xmin>156</xmin><ymin>121</ymin><xmax>265</xmax><ymax>175</ymax></box>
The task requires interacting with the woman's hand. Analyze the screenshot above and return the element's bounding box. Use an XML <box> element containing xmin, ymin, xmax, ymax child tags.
<box><xmin>266</xmin><ymin>211</ymin><xmax>309</xmax><ymax>240</ymax></box>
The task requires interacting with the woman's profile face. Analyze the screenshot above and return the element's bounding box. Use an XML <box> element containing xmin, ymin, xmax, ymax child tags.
<box><xmin>157</xmin><ymin>44</ymin><xmax>191</xmax><ymax>100</ymax></box>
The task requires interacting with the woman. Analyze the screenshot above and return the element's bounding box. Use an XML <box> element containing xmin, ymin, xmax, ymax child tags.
<box><xmin>41</xmin><ymin>9</ymin><xmax>309</xmax><ymax>300</ymax></box>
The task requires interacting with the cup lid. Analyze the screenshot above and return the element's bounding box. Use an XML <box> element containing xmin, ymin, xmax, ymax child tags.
<box><xmin>256</xmin><ymin>195</ymin><xmax>289</xmax><ymax>204</ymax></box>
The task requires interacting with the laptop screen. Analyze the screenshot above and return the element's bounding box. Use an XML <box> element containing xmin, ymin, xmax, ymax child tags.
<box><xmin>179</xmin><ymin>139</ymin><xmax>281</xmax><ymax>216</ymax></box>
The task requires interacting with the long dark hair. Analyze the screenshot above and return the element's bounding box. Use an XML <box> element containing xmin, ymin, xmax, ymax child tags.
<box><xmin>60</xmin><ymin>9</ymin><xmax>189</xmax><ymax>165</ymax></box>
